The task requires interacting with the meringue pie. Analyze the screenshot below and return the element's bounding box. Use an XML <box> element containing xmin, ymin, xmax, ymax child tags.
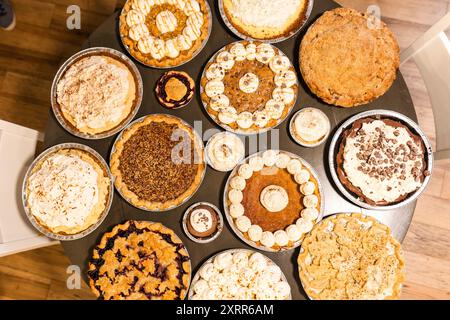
<box><xmin>226</xmin><ymin>150</ymin><xmax>322</xmax><ymax>251</ymax></box>
<box><xmin>119</xmin><ymin>0</ymin><xmax>211</xmax><ymax>68</ymax></box>
<box><xmin>201</xmin><ymin>41</ymin><xmax>298</xmax><ymax>134</ymax></box>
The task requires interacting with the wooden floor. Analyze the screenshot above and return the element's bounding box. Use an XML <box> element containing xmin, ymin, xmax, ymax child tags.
<box><xmin>0</xmin><ymin>0</ymin><xmax>449</xmax><ymax>300</ymax></box>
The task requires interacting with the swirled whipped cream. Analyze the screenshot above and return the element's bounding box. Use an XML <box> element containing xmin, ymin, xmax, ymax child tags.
<box><xmin>56</xmin><ymin>56</ymin><xmax>133</xmax><ymax>133</ymax></box>
<box><xmin>260</xmin><ymin>185</ymin><xmax>289</xmax><ymax>212</ymax></box>
<box><xmin>27</xmin><ymin>152</ymin><xmax>100</xmax><ymax>230</ymax></box>
<box><xmin>206</xmin><ymin>132</ymin><xmax>245</xmax><ymax>171</ymax></box>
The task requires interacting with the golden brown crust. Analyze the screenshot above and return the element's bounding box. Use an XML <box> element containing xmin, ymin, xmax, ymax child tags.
<box><xmin>110</xmin><ymin>114</ymin><xmax>205</xmax><ymax>211</ymax></box>
<box><xmin>298</xmin><ymin>213</ymin><xmax>405</xmax><ymax>300</ymax></box>
<box><xmin>300</xmin><ymin>8</ymin><xmax>400</xmax><ymax>107</ymax></box>
<box><xmin>87</xmin><ymin>221</ymin><xmax>191</xmax><ymax>300</ymax></box>
<box><xmin>119</xmin><ymin>0</ymin><xmax>210</xmax><ymax>68</ymax></box>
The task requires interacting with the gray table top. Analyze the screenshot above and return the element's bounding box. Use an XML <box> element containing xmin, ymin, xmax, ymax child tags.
<box><xmin>44</xmin><ymin>0</ymin><xmax>417</xmax><ymax>300</ymax></box>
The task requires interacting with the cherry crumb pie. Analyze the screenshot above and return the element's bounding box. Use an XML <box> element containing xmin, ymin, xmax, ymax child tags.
<box><xmin>87</xmin><ymin>221</ymin><xmax>191</xmax><ymax>300</ymax></box>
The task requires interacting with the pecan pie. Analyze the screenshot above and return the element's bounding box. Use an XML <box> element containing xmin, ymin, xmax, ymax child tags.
<box><xmin>226</xmin><ymin>150</ymin><xmax>322</xmax><ymax>251</ymax></box>
<box><xmin>87</xmin><ymin>221</ymin><xmax>191</xmax><ymax>300</ymax></box>
<box><xmin>336</xmin><ymin>117</ymin><xmax>429</xmax><ymax>206</ymax></box>
<box><xmin>201</xmin><ymin>41</ymin><xmax>298</xmax><ymax>134</ymax></box>
<box><xmin>298</xmin><ymin>213</ymin><xmax>405</xmax><ymax>300</ymax></box>
<box><xmin>110</xmin><ymin>114</ymin><xmax>205</xmax><ymax>211</ymax></box>
<box><xmin>24</xmin><ymin>147</ymin><xmax>111</xmax><ymax>235</ymax></box>
<box><xmin>222</xmin><ymin>0</ymin><xmax>310</xmax><ymax>40</ymax></box>
<box><xmin>119</xmin><ymin>0</ymin><xmax>211</xmax><ymax>68</ymax></box>
<box><xmin>300</xmin><ymin>8</ymin><xmax>400</xmax><ymax>107</ymax></box>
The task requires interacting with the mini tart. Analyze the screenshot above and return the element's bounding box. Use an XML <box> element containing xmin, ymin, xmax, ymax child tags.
<box><xmin>201</xmin><ymin>41</ymin><xmax>298</xmax><ymax>134</ymax></box>
<box><xmin>226</xmin><ymin>150</ymin><xmax>322</xmax><ymax>251</ymax></box>
<box><xmin>298</xmin><ymin>213</ymin><xmax>405</xmax><ymax>300</ymax></box>
<box><xmin>119</xmin><ymin>0</ymin><xmax>211</xmax><ymax>68</ymax></box>
<box><xmin>25</xmin><ymin>148</ymin><xmax>110</xmax><ymax>235</ymax></box>
<box><xmin>336</xmin><ymin>116</ymin><xmax>429</xmax><ymax>206</ymax></box>
<box><xmin>300</xmin><ymin>8</ymin><xmax>400</xmax><ymax>107</ymax></box>
<box><xmin>222</xmin><ymin>0</ymin><xmax>310</xmax><ymax>40</ymax></box>
<box><xmin>55</xmin><ymin>54</ymin><xmax>137</xmax><ymax>135</ymax></box>
<box><xmin>110</xmin><ymin>114</ymin><xmax>205</xmax><ymax>211</ymax></box>
<box><xmin>184</xmin><ymin>202</ymin><xmax>222</xmax><ymax>242</ymax></box>
<box><xmin>155</xmin><ymin>71</ymin><xmax>195</xmax><ymax>109</ymax></box>
<box><xmin>87</xmin><ymin>221</ymin><xmax>191</xmax><ymax>300</ymax></box>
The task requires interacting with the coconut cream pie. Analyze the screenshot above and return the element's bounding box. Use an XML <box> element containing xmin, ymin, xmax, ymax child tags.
<box><xmin>336</xmin><ymin>117</ymin><xmax>430</xmax><ymax>206</ymax></box>
<box><xmin>222</xmin><ymin>0</ymin><xmax>310</xmax><ymax>40</ymax></box>
<box><xmin>298</xmin><ymin>213</ymin><xmax>405</xmax><ymax>300</ymax></box>
<box><xmin>226</xmin><ymin>150</ymin><xmax>322</xmax><ymax>251</ymax></box>
<box><xmin>201</xmin><ymin>41</ymin><xmax>298</xmax><ymax>134</ymax></box>
<box><xmin>24</xmin><ymin>148</ymin><xmax>110</xmax><ymax>235</ymax></box>
<box><xmin>119</xmin><ymin>0</ymin><xmax>211</xmax><ymax>68</ymax></box>
<box><xmin>56</xmin><ymin>55</ymin><xmax>136</xmax><ymax>135</ymax></box>
<box><xmin>206</xmin><ymin>131</ymin><xmax>245</xmax><ymax>172</ymax></box>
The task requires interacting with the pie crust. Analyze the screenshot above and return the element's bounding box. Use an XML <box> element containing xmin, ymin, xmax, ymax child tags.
<box><xmin>25</xmin><ymin>148</ymin><xmax>110</xmax><ymax>235</ymax></box>
<box><xmin>300</xmin><ymin>8</ymin><xmax>400</xmax><ymax>107</ymax></box>
<box><xmin>119</xmin><ymin>0</ymin><xmax>211</xmax><ymax>68</ymax></box>
<box><xmin>298</xmin><ymin>213</ymin><xmax>405</xmax><ymax>300</ymax></box>
<box><xmin>110</xmin><ymin>114</ymin><xmax>205</xmax><ymax>211</ymax></box>
<box><xmin>87</xmin><ymin>220</ymin><xmax>191</xmax><ymax>300</ymax></box>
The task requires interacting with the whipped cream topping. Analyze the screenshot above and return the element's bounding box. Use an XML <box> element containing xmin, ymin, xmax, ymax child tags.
<box><xmin>292</xmin><ymin>108</ymin><xmax>330</xmax><ymax>146</ymax></box>
<box><xmin>127</xmin><ymin>0</ymin><xmax>205</xmax><ymax>60</ymax></box>
<box><xmin>27</xmin><ymin>152</ymin><xmax>100</xmax><ymax>230</ymax></box>
<box><xmin>227</xmin><ymin>0</ymin><xmax>303</xmax><ymax>28</ymax></box>
<box><xmin>260</xmin><ymin>185</ymin><xmax>289</xmax><ymax>212</ymax></box>
<box><xmin>204</xmin><ymin>41</ymin><xmax>297</xmax><ymax>131</ymax></box>
<box><xmin>190</xmin><ymin>250</ymin><xmax>291</xmax><ymax>300</ymax></box>
<box><xmin>189</xmin><ymin>208</ymin><xmax>213</xmax><ymax>233</ymax></box>
<box><xmin>56</xmin><ymin>56</ymin><xmax>132</xmax><ymax>132</ymax></box>
<box><xmin>343</xmin><ymin>119</ymin><xmax>426</xmax><ymax>203</ymax></box>
<box><xmin>207</xmin><ymin>132</ymin><xmax>245</xmax><ymax>171</ymax></box>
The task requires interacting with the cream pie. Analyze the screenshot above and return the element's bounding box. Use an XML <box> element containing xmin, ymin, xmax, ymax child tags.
<box><xmin>119</xmin><ymin>0</ymin><xmax>211</xmax><ymax>68</ymax></box>
<box><xmin>55</xmin><ymin>55</ymin><xmax>137</xmax><ymax>136</ymax></box>
<box><xmin>290</xmin><ymin>108</ymin><xmax>331</xmax><ymax>147</ymax></box>
<box><xmin>183</xmin><ymin>202</ymin><xmax>223</xmax><ymax>243</ymax></box>
<box><xmin>24</xmin><ymin>147</ymin><xmax>111</xmax><ymax>235</ymax></box>
<box><xmin>298</xmin><ymin>213</ymin><xmax>405</xmax><ymax>300</ymax></box>
<box><xmin>226</xmin><ymin>150</ymin><xmax>322</xmax><ymax>251</ymax></box>
<box><xmin>201</xmin><ymin>41</ymin><xmax>298</xmax><ymax>134</ymax></box>
<box><xmin>336</xmin><ymin>117</ymin><xmax>430</xmax><ymax>206</ymax></box>
<box><xmin>189</xmin><ymin>249</ymin><xmax>291</xmax><ymax>300</ymax></box>
<box><xmin>205</xmin><ymin>131</ymin><xmax>245</xmax><ymax>172</ymax></box>
<box><xmin>222</xmin><ymin>0</ymin><xmax>310</xmax><ymax>41</ymax></box>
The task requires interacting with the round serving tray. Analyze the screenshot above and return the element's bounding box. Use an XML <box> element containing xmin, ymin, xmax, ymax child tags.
<box><xmin>50</xmin><ymin>47</ymin><xmax>143</xmax><ymax>140</ymax></box>
<box><xmin>188</xmin><ymin>248</ymin><xmax>292</xmax><ymax>300</ymax></box>
<box><xmin>118</xmin><ymin>0</ymin><xmax>213</xmax><ymax>69</ymax></box>
<box><xmin>22</xmin><ymin>143</ymin><xmax>114</xmax><ymax>241</ymax></box>
<box><xmin>199</xmin><ymin>40</ymin><xmax>299</xmax><ymax>136</ymax></box>
<box><xmin>109</xmin><ymin>113</ymin><xmax>207</xmax><ymax>212</ymax></box>
<box><xmin>223</xmin><ymin>150</ymin><xmax>325</xmax><ymax>252</ymax></box>
<box><xmin>218</xmin><ymin>0</ymin><xmax>314</xmax><ymax>44</ymax></box>
<box><xmin>328</xmin><ymin>109</ymin><xmax>434</xmax><ymax>211</ymax></box>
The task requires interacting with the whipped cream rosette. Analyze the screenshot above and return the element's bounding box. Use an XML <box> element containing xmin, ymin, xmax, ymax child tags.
<box><xmin>200</xmin><ymin>41</ymin><xmax>298</xmax><ymax>135</ymax></box>
<box><xmin>224</xmin><ymin>150</ymin><xmax>324</xmax><ymax>251</ymax></box>
<box><xmin>189</xmin><ymin>249</ymin><xmax>291</xmax><ymax>300</ymax></box>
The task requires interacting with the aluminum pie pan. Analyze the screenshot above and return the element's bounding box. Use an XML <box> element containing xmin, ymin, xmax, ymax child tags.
<box><xmin>109</xmin><ymin>113</ymin><xmax>206</xmax><ymax>212</ymax></box>
<box><xmin>188</xmin><ymin>248</ymin><xmax>292</xmax><ymax>300</ymax></box>
<box><xmin>297</xmin><ymin>212</ymin><xmax>403</xmax><ymax>300</ymax></box>
<box><xmin>204</xmin><ymin>131</ymin><xmax>245</xmax><ymax>172</ymax></box>
<box><xmin>223</xmin><ymin>150</ymin><xmax>325</xmax><ymax>253</ymax></box>
<box><xmin>21</xmin><ymin>143</ymin><xmax>114</xmax><ymax>241</ymax></box>
<box><xmin>328</xmin><ymin>109</ymin><xmax>434</xmax><ymax>211</ymax></box>
<box><xmin>50</xmin><ymin>47</ymin><xmax>143</xmax><ymax>140</ymax></box>
<box><xmin>289</xmin><ymin>107</ymin><xmax>331</xmax><ymax>148</ymax></box>
<box><xmin>118</xmin><ymin>0</ymin><xmax>213</xmax><ymax>69</ymax></box>
<box><xmin>218</xmin><ymin>0</ymin><xmax>314</xmax><ymax>44</ymax></box>
<box><xmin>182</xmin><ymin>202</ymin><xmax>224</xmax><ymax>243</ymax></box>
<box><xmin>199</xmin><ymin>40</ymin><xmax>299</xmax><ymax>136</ymax></box>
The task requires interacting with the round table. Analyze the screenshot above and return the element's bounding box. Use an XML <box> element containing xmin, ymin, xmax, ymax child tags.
<box><xmin>44</xmin><ymin>0</ymin><xmax>417</xmax><ymax>300</ymax></box>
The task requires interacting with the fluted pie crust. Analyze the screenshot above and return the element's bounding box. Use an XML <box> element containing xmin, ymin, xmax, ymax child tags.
<box><xmin>110</xmin><ymin>114</ymin><xmax>205</xmax><ymax>211</ymax></box>
<box><xmin>298</xmin><ymin>213</ymin><xmax>405</xmax><ymax>300</ymax></box>
<box><xmin>87</xmin><ymin>221</ymin><xmax>191</xmax><ymax>300</ymax></box>
<box><xmin>119</xmin><ymin>0</ymin><xmax>210</xmax><ymax>68</ymax></box>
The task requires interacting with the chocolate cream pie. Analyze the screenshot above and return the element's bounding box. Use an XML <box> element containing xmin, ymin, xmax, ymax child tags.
<box><xmin>336</xmin><ymin>116</ymin><xmax>430</xmax><ymax>206</ymax></box>
<box><xmin>110</xmin><ymin>114</ymin><xmax>205</xmax><ymax>211</ymax></box>
<box><xmin>183</xmin><ymin>202</ymin><xmax>222</xmax><ymax>242</ymax></box>
<box><xmin>155</xmin><ymin>71</ymin><xmax>195</xmax><ymax>109</ymax></box>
